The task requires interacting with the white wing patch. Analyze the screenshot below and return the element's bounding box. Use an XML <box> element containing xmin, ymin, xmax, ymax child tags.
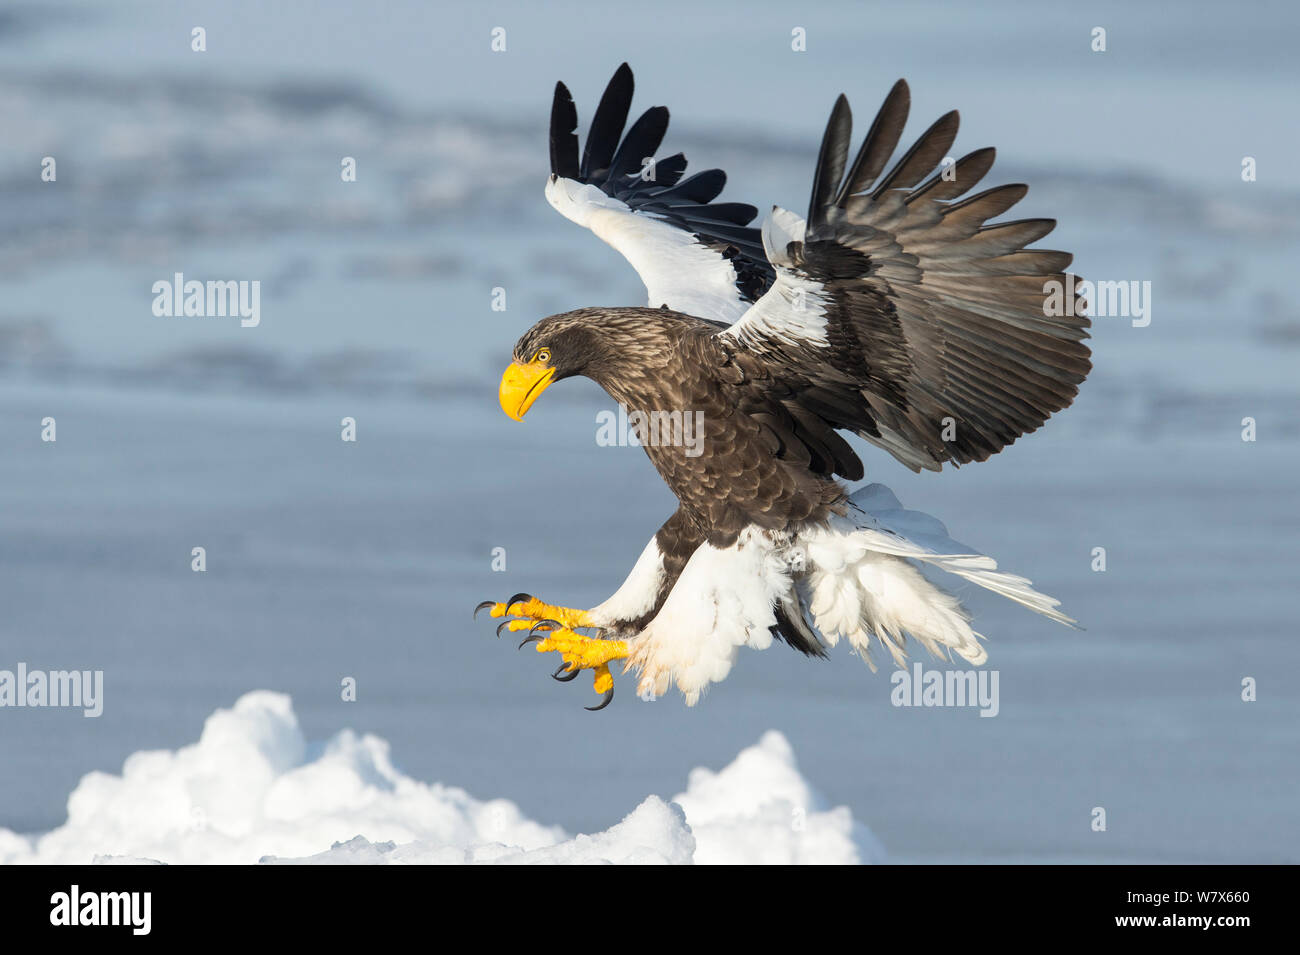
<box><xmin>760</xmin><ymin>205</ymin><xmax>807</xmax><ymax>268</ymax></box>
<box><xmin>720</xmin><ymin>206</ymin><xmax>830</xmax><ymax>347</ymax></box>
<box><xmin>545</xmin><ymin>176</ymin><xmax>752</xmax><ymax>324</ymax></box>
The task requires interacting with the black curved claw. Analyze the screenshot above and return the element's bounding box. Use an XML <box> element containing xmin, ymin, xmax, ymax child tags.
<box><xmin>495</xmin><ymin>620</ymin><xmax>514</xmax><ymax>639</ymax></box>
<box><xmin>585</xmin><ymin>687</ymin><xmax>614</xmax><ymax>712</ymax></box>
<box><xmin>552</xmin><ymin>664</ymin><xmax>580</xmax><ymax>683</ymax></box>
<box><xmin>505</xmin><ymin>592</ymin><xmax>532</xmax><ymax>612</ymax></box>
<box><xmin>530</xmin><ymin>619</ymin><xmax>562</xmax><ymax>637</ymax></box>
<box><xmin>473</xmin><ymin>600</ymin><xmax>495</xmax><ymax>620</ymax></box>
<box><xmin>517</xmin><ymin>634</ymin><xmax>544</xmax><ymax>650</ymax></box>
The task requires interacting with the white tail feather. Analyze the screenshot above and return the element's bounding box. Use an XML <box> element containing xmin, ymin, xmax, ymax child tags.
<box><xmin>846</xmin><ymin>484</ymin><xmax>1077</xmax><ymax>628</ymax></box>
<box><xmin>796</xmin><ymin>483</ymin><xmax>1075</xmax><ymax>669</ymax></box>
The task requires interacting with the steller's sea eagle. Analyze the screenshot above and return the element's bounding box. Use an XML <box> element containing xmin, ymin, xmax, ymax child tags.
<box><xmin>476</xmin><ymin>64</ymin><xmax>1090</xmax><ymax>709</ymax></box>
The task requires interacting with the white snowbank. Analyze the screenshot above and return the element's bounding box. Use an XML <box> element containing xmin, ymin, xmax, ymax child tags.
<box><xmin>0</xmin><ymin>691</ymin><xmax>881</xmax><ymax>865</ymax></box>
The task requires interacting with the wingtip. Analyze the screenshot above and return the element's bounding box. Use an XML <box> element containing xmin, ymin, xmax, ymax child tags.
<box><xmin>889</xmin><ymin>78</ymin><xmax>911</xmax><ymax>112</ymax></box>
<box><xmin>549</xmin><ymin>78</ymin><xmax>581</xmax><ymax>180</ymax></box>
<box><xmin>611</xmin><ymin>62</ymin><xmax>634</xmax><ymax>93</ymax></box>
<box><xmin>832</xmin><ymin>92</ymin><xmax>852</xmax><ymax>123</ymax></box>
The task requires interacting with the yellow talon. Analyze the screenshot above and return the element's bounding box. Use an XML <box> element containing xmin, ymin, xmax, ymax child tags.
<box><xmin>478</xmin><ymin>595</ymin><xmax>621</xmax><ymax>707</ymax></box>
<box><xmin>532</xmin><ymin>627</ymin><xmax>627</xmax><ymax>703</ymax></box>
<box><xmin>535</xmin><ymin>628</ymin><xmax>628</xmax><ymax>669</ymax></box>
<box><xmin>489</xmin><ymin>598</ymin><xmax>593</xmax><ymax>631</ymax></box>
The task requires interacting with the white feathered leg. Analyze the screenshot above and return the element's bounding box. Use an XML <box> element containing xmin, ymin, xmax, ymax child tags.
<box><xmin>626</xmin><ymin>528</ymin><xmax>795</xmax><ymax>705</ymax></box>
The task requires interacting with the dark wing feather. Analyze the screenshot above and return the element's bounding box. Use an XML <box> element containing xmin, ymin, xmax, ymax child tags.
<box><xmin>549</xmin><ymin>81</ymin><xmax>581</xmax><ymax>180</ymax></box>
<box><xmin>580</xmin><ymin>62</ymin><xmax>634</xmax><ymax>180</ymax></box>
<box><xmin>607</xmin><ymin>106</ymin><xmax>669</xmax><ymax>182</ymax></box>
<box><xmin>807</xmin><ymin>95</ymin><xmax>852</xmax><ymax>233</ymax></box>
<box><xmin>721</xmin><ymin>79</ymin><xmax>1090</xmax><ymax>474</ymax></box>
<box><xmin>653</xmin><ymin>168</ymin><xmax>726</xmax><ymax>204</ymax></box>
<box><xmin>834</xmin><ymin>79</ymin><xmax>909</xmax><ymax>203</ymax></box>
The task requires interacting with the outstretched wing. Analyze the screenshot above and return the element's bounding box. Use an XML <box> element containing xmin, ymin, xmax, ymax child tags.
<box><xmin>718</xmin><ymin>80</ymin><xmax>1091</xmax><ymax>475</ymax></box>
<box><xmin>546</xmin><ymin>63</ymin><xmax>774</xmax><ymax>324</ymax></box>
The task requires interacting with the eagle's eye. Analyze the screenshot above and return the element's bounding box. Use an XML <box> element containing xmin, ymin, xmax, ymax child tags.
<box><xmin>535</xmin><ymin>348</ymin><xmax>551</xmax><ymax>363</ymax></box>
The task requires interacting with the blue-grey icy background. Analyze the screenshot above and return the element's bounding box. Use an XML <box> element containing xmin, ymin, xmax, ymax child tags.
<box><xmin>1</xmin><ymin>0</ymin><xmax>1298</xmax><ymax>863</ymax></box>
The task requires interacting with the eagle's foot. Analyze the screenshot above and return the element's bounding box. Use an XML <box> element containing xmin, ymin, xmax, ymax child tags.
<box><xmin>520</xmin><ymin>623</ymin><xmax>628</xmax><ymax>711</ymax></box>
<box><xmin>473</xmin><ymin>593</ymin><xmax>594</xmax><ymax>635</ymax></box>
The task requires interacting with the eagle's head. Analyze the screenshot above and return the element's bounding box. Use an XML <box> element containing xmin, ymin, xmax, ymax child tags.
<box><xmin>498</xmin><ymin>307</ymin><xmax>674</xmax><ymax>421</ymax></box>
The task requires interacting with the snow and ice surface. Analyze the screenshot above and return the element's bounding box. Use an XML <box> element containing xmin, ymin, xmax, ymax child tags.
<box><xmin>0</xmin><ymin>691</ymin><xmax>877</xmax><ymax>864</ymax></box>
<box><xmin>2</xmin><ymin>0</ymin><xmax>1299</xmax><ymax>863</ymax></box>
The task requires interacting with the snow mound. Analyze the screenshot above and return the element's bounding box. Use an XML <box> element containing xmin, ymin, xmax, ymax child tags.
<box><xmin>0</xmin><ymin>692</ymin><xmax>880</xmax><ymax>865</ymax></box>
<box><xmin>673</xmin><ymin>730</ymin><xmax>883</xmax><ymax>865</ymax></box>
<box><xmin>268</xmin><ymin>796</ymin><xmax>697</xmax><ymax>865</ymax></box>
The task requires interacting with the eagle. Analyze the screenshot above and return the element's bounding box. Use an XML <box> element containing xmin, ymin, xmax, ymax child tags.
<box><xmin>476</xmin><ymin>64</ymin><xmax>1090</xmax><ymax>709</ymax></box>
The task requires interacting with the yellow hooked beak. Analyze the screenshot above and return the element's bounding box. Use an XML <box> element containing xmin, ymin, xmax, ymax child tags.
<box><xmin>499</xmin><ymin>361</ymin><xmax>556</xmax><ymax>421</ymax></box>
